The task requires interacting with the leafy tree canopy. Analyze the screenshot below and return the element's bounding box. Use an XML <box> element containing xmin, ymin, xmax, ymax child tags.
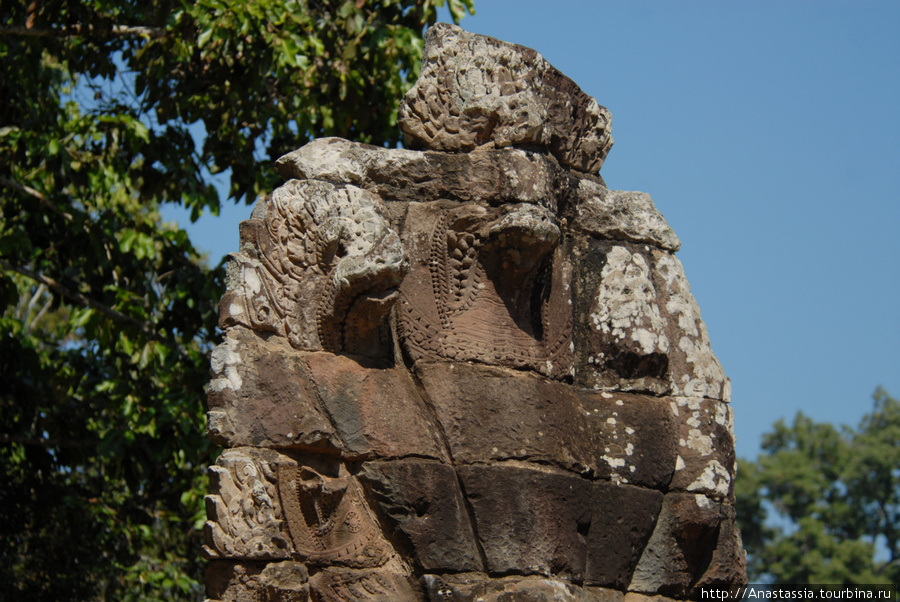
<box><xmin>0</xmin><ymin>0</ymin><xmax>473</xmax><ymax>599</ymax></box>
<box><xmin>736</xmin><ymin>388</ymin><xmax>900</xmax><ymax>586</ymax></box>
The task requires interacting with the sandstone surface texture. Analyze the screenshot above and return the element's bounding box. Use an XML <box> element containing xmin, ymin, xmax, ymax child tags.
<box><xmin>204</xmin><ymin>23</ymin><xmax>745</xmax><ymax>601</ymax></box>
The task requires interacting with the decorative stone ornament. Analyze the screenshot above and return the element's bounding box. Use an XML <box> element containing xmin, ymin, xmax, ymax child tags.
<box><xmin>398</xmin><ymin>23</ymin><xmax>614</xmax><ymax>174</ymax></box>
<box><xmin>205</xmin><ymin>23</ymin><xmax>745</xmax><ymax>602</ymax></box>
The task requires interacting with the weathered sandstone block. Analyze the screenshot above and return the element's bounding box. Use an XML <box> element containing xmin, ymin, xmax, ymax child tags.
<box><xmin>300</xmin><ymin>352</ymin><xmax>448</xmax><ymax>461</ymax></box>
<box><xmin>669</xmin><ymin>396</ymin><xmax>736</xmax><ymax>501</ymax></box>
<box><xmin>572</xmin><ymin>185</ymin><xmax>681</xmax><ymax>252</ymax></box>
<box><xmin>415</xmin><ymin>361</ymin><xmax>594</xmax><ymax>472</ymax></box>
<box><xmin>358</xmin><ymin>459</ymin><xmax>482</xmax><ymax>572</ymax></box>
<box><xmin>456</xmin><ymin>463</ymin><xmax>594</xmax><ymax>578</ymax></box>
<box><xmin>398</xmin><ymin>24</ymin><xmax>614</xmax><ymax>173</ymax></box>
<box><xmin>629</xmin><ymin>493</ymin><xmax>724</xmax><ymax>598</ymax></box>
<box><xmin>693</xmin><ymin>504</ymin><xmax>748</xmax><ymax>592</ymax></box>
<box><xmin>275</xmin><ymin>137</ymin><xmax>574</xmax><ymax>208</ymax></box>
<box><xmin>308</xmin><ymin>567</ymin><xmax>417</xmax><ymax>601</ymax></box>
<box><xmin>276</xmin><ymin>138</ymin><xmax>680</xmax><ymax>252</ymax></box>
<box><xmin>584</xmin><ymin>482</ymin><xmax>664</xmax><ymax>588</ymax></box>
<box><xmin>206</xmin><ymin>327</ymin><xmax>341</xmax><ymax>451</ymax></box>
<box><xmin>575</xmin><ymin>390</ymin><xmax>679</xmax><ymax>488</ymax></box>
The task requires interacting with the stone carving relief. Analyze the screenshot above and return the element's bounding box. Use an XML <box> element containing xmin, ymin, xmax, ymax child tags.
<box><xmin>205</xmin><ymin>22</ymin><xmax>745</xmax><ymax>602</ymax></box>
<box><xmin>276</xmin><ymin>466</ymin><xmax>392</xmax><ymax>569</ymax></box>
<box><xmin>204</xmin><ymin>448</ymin><xmax>291</xmax><ymax>560</ymax></box>
<box><xmin>219</xmin><ymin>179</ymin><xmax>406</xmax><ymax>358</ymax></box>
<box><xmin>398</xmin><ymin>201</ymin><xmax>573</xmax><ymax>379</ymax></box>
<box><xmin>398</xmin><ymin>23</ymin><xmax>614</xmax><ymax>173</ymax></box>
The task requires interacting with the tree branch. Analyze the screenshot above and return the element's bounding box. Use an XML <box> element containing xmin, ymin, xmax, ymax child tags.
<box><xmin>0</xmin><ymin>258</ymin><xmax>153</xmax><ymax>335</ymax></box>
<box><xmin>0</xmin><ymin>24</ymin><xmax>167</xmax><ymax>39</ymax></box>
<box><xmin>0</xmin><ymin>175</ymin><xmax>73</xmax><ymax>221</ymax></box>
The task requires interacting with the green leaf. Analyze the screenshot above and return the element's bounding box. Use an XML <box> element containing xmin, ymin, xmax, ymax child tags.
<box><xmin>198</xmin><ymin>27</ymin><xmax>213</xmax><ymax>48</ymax></box>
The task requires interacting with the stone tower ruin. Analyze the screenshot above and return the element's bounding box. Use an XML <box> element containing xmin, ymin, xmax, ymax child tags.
<box><xmin>203</xmin><ymin>23</ymin><xmax>746</xmax><ymax>601</ymax></box>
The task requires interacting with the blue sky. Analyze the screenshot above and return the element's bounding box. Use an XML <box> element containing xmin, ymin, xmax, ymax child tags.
<box><xmin>167</xmin><ymin>1</ymin><xmax>900</xmax><ymax>460</ymax></box>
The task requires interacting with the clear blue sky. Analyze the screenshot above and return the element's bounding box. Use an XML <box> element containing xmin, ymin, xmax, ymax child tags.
<box><xmin>167</xmin><ymin>1</ymin><xmax>900</xmax><ymax>460</ymax></box>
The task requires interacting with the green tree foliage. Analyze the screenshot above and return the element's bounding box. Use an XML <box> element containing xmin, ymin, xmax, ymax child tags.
<box><xmin>0</xmin><ymin>0</ymin><xmax>473</xmax><ymax>599</ymax></box>
<box><xmin>736</xmin><ymin>388</ymin><xmax>900</xmax><ymax>585</ymax></box>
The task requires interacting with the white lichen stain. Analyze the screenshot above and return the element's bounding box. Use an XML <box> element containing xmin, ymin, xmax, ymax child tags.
<box><xmin>677</xmin><ymin>397</ymin><xmax>702</xmax><ymax>411</ymax></box>
<box><xmin>243</xmin><ymin>268</ymin><xmax>262</xmax><ymax>295</ymax></box>
<box><xmin>715</xmin><ymin>402</ymin><xmax>728</xmax><ymax>426</ymax></box>
<box><xmin>633</xmin><ymin>327</ymin><xmax>668</xmax><ymax>354</ymax></box>
<box><xmin>694</xmin><ymin>493</ymin><xmax>712</xmax><ymax>509</ymax></box>
<box><xmin>687</xmin><ymin>428</ymin><xmax>714</xmax><ymax>456</ymax></box>
<box><xmin>616</xmin><ymin>399</ymin><xmax>624</xmax><ymax>406</ymax></box>
<box><xmin>675</xmin><ymin>455</ymin><xmax>685</xmax><ymax>470</ymax></box>
<box><xmin>210</xmin><ymin>338</ymin><xmax>243</xmax><ymax>392</ymax></box>
<box><xmin>609</xmin><ymin>473</ymin><xmax>627</xmax><ymax>485</ymax></box>
<box><xmin>656</xmin><ymin>253</ymin><xmax>726</xmax><ymax>399</ymax></box>
<box><xmin>687</xmin><ymin>460</ymin><xmax>731</xmax><ymax>497</ymax></box>
<box><xmin>589</xmin><ymin>246</ymin><xmax>669</xmax><ymax>354</ymax></box>
<box><xmin>681</xmin><ymin>377</ymin><xmax>709</xmax><ymax>398</ymax></box>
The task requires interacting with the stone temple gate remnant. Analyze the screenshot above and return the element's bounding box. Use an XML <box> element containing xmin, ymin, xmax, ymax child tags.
<box><xmin>204</xmin><ymin>23</ymin><xmax>746</xmax><ymax>601</ymax></box>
